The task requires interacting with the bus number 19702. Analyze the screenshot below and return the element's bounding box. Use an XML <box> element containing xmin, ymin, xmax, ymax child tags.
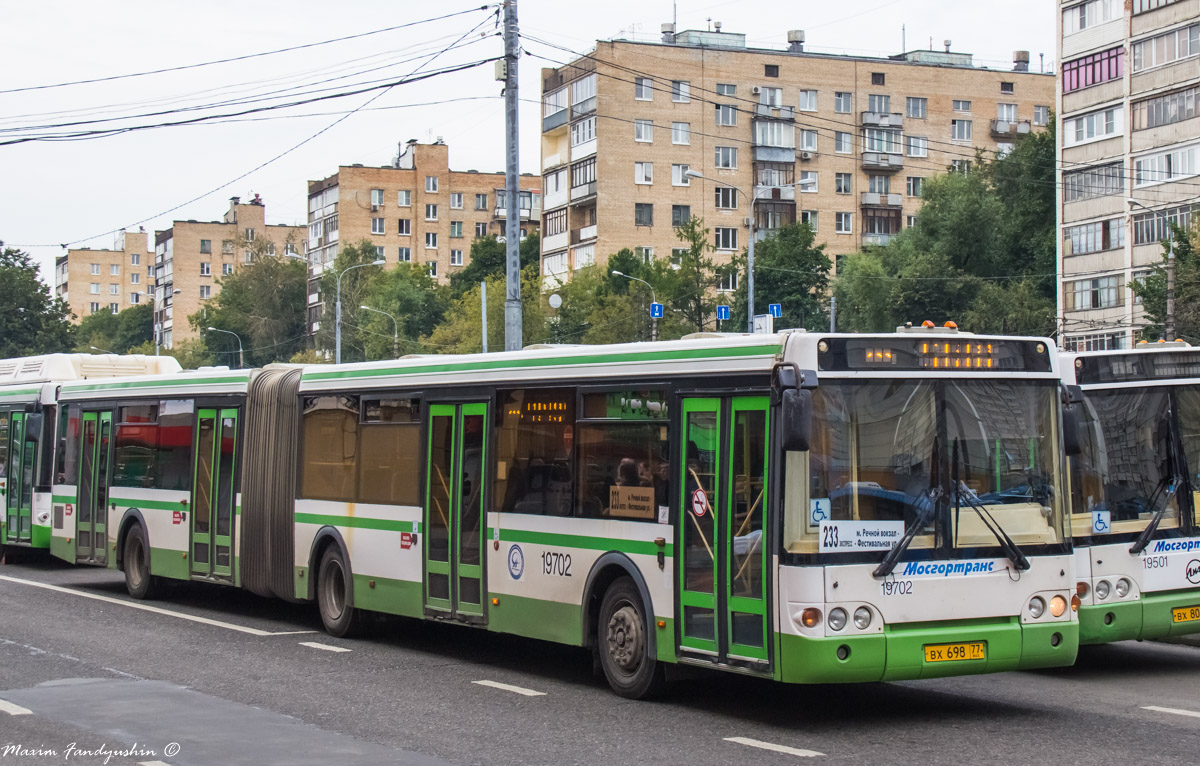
<box><xmin>541</xmin><ymin>551</ymin><xmax>572</xmax><ymax>577</ymax></box>
<box><xmin>880</xmin><ymin>580</ymin><xmax>913</xmax><ymax>596</ymax></box>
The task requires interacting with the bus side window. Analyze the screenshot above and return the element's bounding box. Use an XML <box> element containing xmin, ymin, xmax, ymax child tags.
<box><xmin>493</xmin><ymin>388</ymin><xmax>576</xmax><ymax>516</ymax></box>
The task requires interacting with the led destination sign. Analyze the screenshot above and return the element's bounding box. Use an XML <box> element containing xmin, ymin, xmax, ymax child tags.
<box><xmin>821</xmin><ymin>338</ymin><xmax>1051</xmax><ymax>372</ymax></box>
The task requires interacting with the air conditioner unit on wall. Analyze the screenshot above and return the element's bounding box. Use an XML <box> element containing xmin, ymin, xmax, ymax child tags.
<box><xmin>751</xmin><ymin>86</ymin><xmax>761</xmax><ymax>95</ymax></box>
<box><xmin>743</xmin><ymin>217</ymin><xmax>753</xmax><ymax>227</ymax></box>
<box><xmin>800</xmin><ymin>151</ymin><xmax>813</xmax><ymax>160</ymax></box>
<box><xmin>371</xmin><ymin>205</ymin><xmax>379</xmax><ymax>212</ymax></box>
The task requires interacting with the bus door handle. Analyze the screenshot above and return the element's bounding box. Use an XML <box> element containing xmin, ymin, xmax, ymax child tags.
<box><xmin>654</xmin><ymin>537</ymin><xmax>666</xmax><ymax>569</ymax></box>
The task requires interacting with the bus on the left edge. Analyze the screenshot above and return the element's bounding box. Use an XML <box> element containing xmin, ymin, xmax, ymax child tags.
<box><xmin>0</xmin><ymin>354</ymin><xmax>181</xmax><ymax>557</ymax></box>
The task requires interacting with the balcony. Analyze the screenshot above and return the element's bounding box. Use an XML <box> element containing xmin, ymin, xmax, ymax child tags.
<box><xmin>862</xmin><ymin>152</ymin><xmax>904</xmax><ymax>172</ymax></box>
<box><xmin>755</xmin><ymin>184</ymin><xmax>796</xmax><ymax>202</ymax></box>
<box><xmin>494</xmin><ymin>206</ymin><xmax>537</xmax><ymax>222</ymax></box>
<box><xmin>570</xmin><ymin>224</ymin><xmax>597</xmax><ymax>244</ymax></box>
<box><xmin>542</xmin><ymin>231</ymin><xmax>568</xmax><ymax>252</ymax></box>
<box><xmin>570</xmin><ymin>96</ymin><xmax>596</xmax><ymax>118</ymax></box>
<box><xmin>543</xmin><ymin>186</ymin><xmax>568</xmax><ymax>211</ymax></box>
<box><xmin>861</xmin><ymin>192</ymin><xmax>903</xmax><ymax>207</ymax></box>
<box><xmin>862</xmin><ymin>233</ymin><xmax>894</xmax><ymax>247</ymax></box>
<box><xmin>543</xmin><ymin>108</ymin><xmax>568</xmax><ymax>133</ymax></box>
<box><xmin>861</xmin><ymin>111</ymin><xmax>904</xmax><ymax>128</ymax></box>
<box><xmin>990</xmin><ymin>119</ymin><xmax>1032</xmax><ymax>138</ymax></box>
<box><xmin>754</xmin><ymin>104</ymin><xmax>795</xmax><ymax>120</ymax></box>
<box><xmin>570</xmin><ymin>181</ymin><xmax>596</xmax><ymax>204</ymax></box>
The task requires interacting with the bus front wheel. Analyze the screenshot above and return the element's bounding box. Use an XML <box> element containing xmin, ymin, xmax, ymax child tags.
<box><xmin>598</xmin><ymin>577</ymin><xmax>665</xmax><ymax>699</ymax></box>
<box><xmin>317</xmin><ymin>546</ymin><xmax>361</xmax><ymax>638</ymax></box>
<box><xmin>123</xmin><ymin>524</ymin><xmax>159</xmax><ymax>600</ymax></box>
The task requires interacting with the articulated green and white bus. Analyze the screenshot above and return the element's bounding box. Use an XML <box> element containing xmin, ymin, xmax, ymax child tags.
<box><xmin>0</xmin><ymin>354</ymin><xmax>179</xmax><ymax>554</ymax></box>
<box><xmin>51</xmin><ymin>329</ymin><xmax>1077</xmax><ymax>697</ymax></box>
<box><xmin>1061</xmin><ymin>342</ymin><xmax>1200</xmax><ymax>643</ymax></box>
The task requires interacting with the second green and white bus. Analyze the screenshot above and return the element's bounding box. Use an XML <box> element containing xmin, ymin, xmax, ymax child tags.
<box><xmin>50</xmin><ymin>329</ymin><xmax>1078</xmax><ymax>696</ymax></box>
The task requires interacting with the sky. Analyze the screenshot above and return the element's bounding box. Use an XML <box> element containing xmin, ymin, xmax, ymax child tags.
<box><xmin>0</xmin><ymin>0</ymin><xmax>1057</xmax><ymax>284</ymax></box>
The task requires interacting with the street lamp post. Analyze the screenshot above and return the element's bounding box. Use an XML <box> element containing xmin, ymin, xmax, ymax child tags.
<box><xmin>1128</xmin><ymin>198</ymin><xmax>1176</xmax><ymax>340</ymax></box>
<box><xmin>137</xmin><ymin>288</ymin><xmax>181</xmax><ymax>355</ymax></box>
<box><xmin>336</xmin><ymin>259</ymin><xmax>385</xmax><ymax>364</ymax></box>
<box><xmin>685</xmin><ymin>169</ymin><xmax>815</xmax><ymax>333</ymax></box>
<box><xmin>360</xmin><ymin>305</ymin><xmax>399</xmax><ymax>358</ymax></box>
<box><xmin>612</xmin><ymin>270</ymin><xmax>657</xmax><ymax>341</ymax></box>
<box><xmin>206</xmin><ymin>327</ymin><xmax>244</xmax><ymax>368</ymax></box>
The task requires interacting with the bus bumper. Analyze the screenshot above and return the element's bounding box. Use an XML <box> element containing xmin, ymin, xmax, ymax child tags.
<box><xmin>777</xmin><ymin>618</ymin><xmax>1079</xmax><ymax>684</ymax></box>
<box><xmin>1080</xmin><ymin>591</ymin><xmax>1200</xmax><ymax>644</ymax></box>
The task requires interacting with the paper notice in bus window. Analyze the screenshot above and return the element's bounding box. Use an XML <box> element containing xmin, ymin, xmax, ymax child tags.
<box><xmin>819</xmin><ymin>520</ymin><xmax>905</xmax><ymax>552</ymax></box>
<box><xmin>609</xmin><ymin>486</ymin><xmax>655</xmax><ymax>519</ymax></box>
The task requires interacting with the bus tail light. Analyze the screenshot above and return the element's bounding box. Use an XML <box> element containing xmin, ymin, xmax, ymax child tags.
<box><xmin>800</xmin><ymin>608</ymin><xmax>822</xmax><ymax>628</ymax></box>
<box><xmin>1071</xmin><ymin>594</ymin><xmax>1081</xmax><ymax>612</ymax></box>
<box><xmin>1049</xmin><ymin>595</ymin><xmax>1067</xmax><ymax>617</ymax></box>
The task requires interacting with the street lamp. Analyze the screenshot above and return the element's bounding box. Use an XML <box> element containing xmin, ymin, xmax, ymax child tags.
<box><xmin>685</xmin><ymin>169</ymin><xmax>816</xmax><ymax>333</ymax></box>
<box><xmin>360</xmin><ymin>305</ymin><xmax>399</xmax><ymax>359</ymax></box>
<box><xmin>612</xmin><ymin>270</ymin><xmax>658</xmax><ymax>341</ymax></box>
<box><xmin>89</xmin><ymin>345</ymin><xmax>114</xmax><ymax>355</ymax></box>
<box><xmin>206</xmin><ymin>327</ymin><xmax>244</xmax><ymax>368</ymax></box>
<box><xmin>336</xmin><ymin>259</ymin><xmax>385</xmax><ymax>364</ymax></box>
<box><xmin>1128</xmin><ymin>198</ymin><xmax>1176</xmax><ymax>340</ymax></box>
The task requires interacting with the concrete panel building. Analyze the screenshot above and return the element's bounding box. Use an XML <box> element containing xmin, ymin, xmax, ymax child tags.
<box><xmin>57</xmin><ymin>230</ymin><xmax>153</xmax><ymax>321</ymax></box>
<box><xmin>538</xmin><ymin>27</ymin><xmax>1054</xmax><ymax>288</ymax></box>
<box><xmin>1057</xmin><ymin>0</ymin><xmax>1200</xmax><ymax>350</ymax></box>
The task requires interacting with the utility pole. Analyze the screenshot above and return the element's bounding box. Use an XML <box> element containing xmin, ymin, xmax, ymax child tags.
<box><xmin>481</xmin><ymin>280</ymin><xmax>488</xmax><ymax>353</ymax></box>
<box><xmin>829</xmin><ymin>295</ymin><xmax>837</xmax><ymax>332</ymax></box>
<box><xmin>503</xmin><ymin>0</ymin><xmax>523</xmax><ymax>351</ymax></box>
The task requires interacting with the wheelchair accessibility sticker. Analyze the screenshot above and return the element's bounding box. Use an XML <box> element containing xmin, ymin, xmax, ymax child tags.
<box><xmin>810</xmin><ymin>498</ymin><xmax>830</xmax><ymax>528</ymax></box>
<box><xmin>1092</xmin><ymin>510</ymin><xmax>1111</xmax><ymax>534</ymax></box>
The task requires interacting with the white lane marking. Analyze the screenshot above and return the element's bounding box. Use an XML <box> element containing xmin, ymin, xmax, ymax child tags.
<box><xmin>725</xmin><ymin>737</ymin><xmax>824</xmax><ymax>758</ymax></box>
<box><xmin>0</xmin><ymin>574</ymin><xmax>317</xmax><ymax>637</ymax></box>
<box><xmin>472</xmin><ymin>680</ymin><xmax>547</xmax><ymax>697</ymax></box>
<box><xmin>0</xmin><ymin>698</ymin><xmax>33</xmax><ymax>716</ymax></box>
<box><xmin>139</xmin><ymin>761</ymin><xmax>173</xmax><ymax>766</ymax></box>
<box><xmin>300</xmin><ymin>641</ymin><xmax>353</xmax><ymax>653</ymax></box>
<box><xmin>1143</xmin><ymin>705</ymin><xmax>1200</xmax><ymax>719</ymax></box>
<box><xmin>0</xmin><ymin>638</ymin><xmax>145</xmax><ymax>681</ymax></box>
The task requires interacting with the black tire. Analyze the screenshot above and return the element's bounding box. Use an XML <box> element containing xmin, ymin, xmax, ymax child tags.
<box><xmin>123</xmin><ymin>524</ymin><xmax>159</xmax><ymax>600</ymax></box>
<box><xmin>317</xmin><ymin>545</ymin><xmax>361</xmax><ymax>638</ymax></box>
<box><xmin>597</xmin><ymin>577</ymin><xmax>665</xmax><ymax>699</ymax></box>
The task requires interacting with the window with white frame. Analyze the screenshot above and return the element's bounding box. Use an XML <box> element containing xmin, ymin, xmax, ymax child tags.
<box><xmin>425</xmin><ymin>204</ymin><xmax>438</xmax><ymax>221</ymax></box>
<box><xmin>244</xmin><ymin>228</ymin><xmax>255</xmax><ymax>242</ymax></box>
<box><xmin>450</xmin><ymin>193</ymin><xmax>463</xmax><ymax>209</ymax></box>
<box><xmin>90</xmin><ymin>263</ymin><xmax>100</xmax><ymax>275</ymax></box>
<box><xmin>1034</xmin><ymin>106</ymin><xmax>1050</xmax><ymax>126</ymax></box>
<box><xmin>634</xmin><ymin>119</ymin><xmax>653</xmax><ymax>142</ymax></box>
<box><xmin>634</xmin><ymin>246</ymin><xmax>654</xmax><ymax>263</ymax></box>
<box><xmin>906</xmin><ymin>176</ymin><xmax>924</xmax><ymax>197</ymax></box>
<box><xmin>714</xmin><ymin>187</ymin><xmax>737</xmax><ymax>208</ymax></box>
<box><xmin>200</xmin><ymin>285</ymin><xmax>211</xmax><ymax>300</ymax></box>
<box><xmin>755</xmin><ymin>120</ymin><xmax>795</xmax><ymax>147</ymax></box>
<box><xmin>450</xmin><ymin>221</ymin><xmax>463</xmax><ymax>238</ymax></box>
<box><xmin>108</xmin><ymin>302</ymin><xmax>119</xmax><ymax>313</ymax></box>
<box><xmin>953</xmin><ymin>99</ymin><xmax>971</xmax><ymax>112</ymax></box>
<box><xmin>571</xmin><ymin>115</ymin><xmax>596</xmax><ymax>145</ymax></box>
<box><xmin>397</xmin><ymin>190</ymin><xmax>411</xmax><ymax>206</ymax></box>
<box><xmin>425</xmin><ymin>176</ymin><xmax>438</xmax><ymax>193</ymax></box>
<box><xmin>635</xmin><ymin>77</ymin><xmax>653</xmax><ymax>100</ymax></box>
<box><xmin>245</xmin><ymin>251</ymin><xmax>254</xmax><ymax>264</ymax></box>
<box><xmin>798</xmin><ymin>90</ymin><xmax>817</xmax><ymax>111</ymax></box>
<box><xmin>834</xmin><ymin>92</ymin><xmax>851</xmax><ymax>113</ymax></box>
<box><xmin>222</xmin><ymin>263</ymin><xmax>233</xmax><ymax>276</ymax></box>
<box><xmin>868</xmin><ymin>175</ymin><xmax>890</xmax><ymax>194</ymax></box>
<box><xmin>109</xmin><ymin>264</ymin><xmax>120</xmax><ymax>276</ymax></box>
<box><xmin>868</xmin><ymin>94</ymin><xmax>890</xmax><ymax>113</ymax></box>
<box><xmin>129</xmin><ymin>294</ymin><xmax>140</xmax><ymax>305</ymax></box>
<box><xmin>835</xmin><ymin>132</ymin><xmax>852</xmax><ymax>153</ymax></box>
<box><xmin>427</xmin><ymin>261</ymin><xmax>438</xmax><ymax>278</ymax></box>
<box><xmin>130</xmin><ymin>272</ymin><xmax>140</xmax><ymax>284</ymax></box>
<box><xmin>836</xmin><ymin>173</ymin><xmax>852</xmax><ymax>194</ymax></box>
<box><xmin>370</xmin><ymin>189</ymin><xmax>384</xmax><ymax>207</ymax></box>
<box><xmin>799</xmin><ymin>130</ymin><xmax>818</xmax><ymax>151</ymax></box>
<box><xmin>1064</xmin><ymin>218</ymin><xmax>1125</xmax><ymax>255</ymax></box>
<box><xmin>90</xmin><ymin>283</ymin><xmax>99</xmax><ymax>294</ymax></box>
<box><xmin>1064</xmin><ymin>162</ymin><xmax>1124</xmax><ymax>201</ymax></box>
<box><xmin>672</xmin><ymin>80</ymin><xmax>690</xmax><ymax>102</ymax></box>
<box><xmin>672</xmin><ymin>164</ymin><xmax>691</xmax><ymax>186</ymax></box>
<box><xmin>571</xmin><ymin>73</ymin><xmax>596</xmax><ymax>112</ymax></box>
<box><xmin>799</xmin><ymin>171</ymin><xmax>818</xmax><ymax>192</ymax></box>
<box><xmin>800</xmin><ymin>210</ymin><xmax>817</xmax><ymax>231</ymax></box>
<box><xmin>865</xmin><ymin>128</ymin><xmax>901</xmax><ymax>154</ymax></box>
<box><xmin>475</xmin><ymin>193</ymin><xmax>487</xmax><ymax>210</ymax></box>
<box><xmin>635</xmin><ymin>203</ymin><xmax>654</xmax><ymax>226</ymax></box>
<box><xmin>718</xmin><ymin>270</ymin><xmax>738</xmax><ymax>292</ymax></box>
<box><xmin>375</xmin><ymin>246</ymin><xmax>385</xmax><ymax>259</ymax></box>
<box><xmin>1134</xmin><ymin>144</ymin><xmax>1198</xmax><ymax>186</ymax></box>
<box><xmin>951</xmin><ymin>119</ymin><xmax>972</xmax><ymax>141</ymax></box>
<box><xmin>1065</xmin><ymin>275</ymin><xmax>1123</xmax><ymax>310</ymax></box>
<box><xmin>131</xmin><ymin>253</ymin><xmax>140</xmax><ymax>265</ymax></box>
<box><xmin>1133</xmin><ymin>24</ymin><xmax>1199</xmax><ymax>71</ymax></box>
<box><xmin>450</xmin><ymin>249</ymin><xmax>463</xmax><ymax>267</ymax></box>
<box><xmin>716</xmin><ymin>83</ymin><xmax>736</xmax><ymax>96</ymax></box>
<box><xmin>398</xmin><ymin>247</ymin><xmax>411</xmax><ymax>262</ymax></box>
<box><xmin>907</xmin><ymin>97</ymin><xmax>927</xmax><ymax>118</ymax></box>
<box><xmin>109</xmin><ymin>283</ymin><xmax>119</xmax><ymax>295</ymax></box>
<box><xmin>475</xmin><ymin>222</ymin><xmax>487</xmax><ymax>238</ymax></box>
<box><xmin>714</xmin><ymin>146</ymin><xmax>737</xmax><ymax>168</ymax></box>
<box><xmin>759</xmin><ymin>87</ymin><xmax>782</xmax><ymax>107</ymax></box>
<box><xmin>1065</xmin><ymin>106</ymin><xmax>1123</xmax><ymax>146</ymax></box>
<box><xmin>906</xmin><ymin>135</ymin><xmax>928</xmax><ymax>157</ymax></box>
<box><xmin>425</xmin><ymin>232</ymin><xmax>438</xmax><ymax>249</ymax></box>
<box><xmin>951</xmin><ymin>159</ymin><xmax>971</xmax><ymax>174</ymax></box>
<box><xmin>672</xmin><ymin>122</ymin><xmax>691</xmax><ymax>144</ymax></box>
<box><xmin>836</xmin><ymin>212</ymin><xmax>853</xmax><ymax>233</ymax></box>
<box><xmin>907</xmin><ymin>215</ymin><xmax>917</xmax><ymax>228</ymax></box>
<box><xmin>716</xmin><ymin>104</ymin><xmax>738</xmax><ymax>126</ymax></box>
<box><xmin>398</xmin><ymin>218</ymin><xmax>411</xmax><ymax>235</ymax></box>
<box><xmin>89</xmin><ymin>302</ymin><xmax>99</xmax><ymax>313</ymax></box>
<box><xmin>1063</xmin><ymin>0</ymin><xmax>1120</xmax><ymax>36</ymax></box>
<box><xmin>634</xmin><ymin>162</ymin><xmax>653</xmax><ymax>184</ymax></box>
<box><xmin>371</xmin><ymin>217</ymin><xmax>385</xmax><ymax>234</ymax></box>
<box><xmin>997</xmin><ymin>103</ymin><xmax>1018</xmax><ymax>122</ymax></box>
<box><xmin>200</xmin><ymin>262</ymin><xmax>211</xmax><ymax>276</ymax></box>
<box><xmin>714</xmin><ymin>227</ymin><xmax>737</xmax><ymax>250</ymax></box>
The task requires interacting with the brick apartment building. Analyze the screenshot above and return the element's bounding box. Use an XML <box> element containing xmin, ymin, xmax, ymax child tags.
<box><xmin>57</xmin><ymin>230</ymin><xmax>153</xmax><ymax>321</ymax></box>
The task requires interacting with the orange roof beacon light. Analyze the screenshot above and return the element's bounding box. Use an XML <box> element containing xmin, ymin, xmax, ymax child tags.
<box><xmin>944</xmin><ymin>321</ymin><xmax>958</xmax><ymax>329</ymax></box>
<box><xmin>921</xmin><ymin>320</ymin><xmax>936</xmax><ymax>328</ymax></box>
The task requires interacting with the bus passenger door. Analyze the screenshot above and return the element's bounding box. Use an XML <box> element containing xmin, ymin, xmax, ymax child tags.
<box><xmin>191</xmin><ymin>408</ymin><xmax>238</xmax><ymax>580</ymax></box>
<box><xmin>5</xmin><ymin>412</ymin><xmax>35</xmax><ymax>545</ymax></box>
<box><xmin>677</xmin><ymin>396</ymin><xmax>771</xmax><ymax>668</ymax></box>
<box><xmin>76</xmin><ymin>411</ymin><xmax>113</xmax><ymax>565</ymax></box>
<box><xmin>423</xmin><ymin>402</ymin><xmax>488</xmax><ymax>623</ymax></box>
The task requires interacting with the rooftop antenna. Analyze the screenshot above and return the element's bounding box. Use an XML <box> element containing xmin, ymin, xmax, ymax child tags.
<box><xmin>707</xmin><ymin>16</ymin><xmax>712</xmax><ymax>31</ymax></box>
<box><xmin>902</xmin><ymin>24</ymin><xmax>905</xmax><ymax>53</ymax></box>
<box><xmin>1039</xmin><ymin>53</ymin><xmax>1045</xmax><ymax>72</ymax></box>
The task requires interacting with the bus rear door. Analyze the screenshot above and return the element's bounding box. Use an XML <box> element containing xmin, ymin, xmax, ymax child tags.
<box><xmin>76</xmin><ymin>411</ymin><xmax>113</xmax><ymax>565</ymax></box>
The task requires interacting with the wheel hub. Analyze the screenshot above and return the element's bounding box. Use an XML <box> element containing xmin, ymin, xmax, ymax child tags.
<box><xmin>606</xmin><ymin>605</ymin><xmax>643</xmax><ymax>673</ymax></box>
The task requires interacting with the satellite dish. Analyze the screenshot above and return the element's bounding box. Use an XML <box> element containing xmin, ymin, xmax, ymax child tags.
<box><xmin>548</xmin><ymin>293</ymin><xmax>563</xmax><ymax>309</ymax></box>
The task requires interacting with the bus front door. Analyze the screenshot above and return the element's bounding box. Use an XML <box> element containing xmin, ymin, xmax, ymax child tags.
<box><xmin>191</xmin><ymin>409</ymin><xmax>238</xmax><ymax>580</ymax></box>
<box><xmin>4</xmin><ymin>412</ymin><xmax>35</xmax><ymax>545</ymax></box>
<box><xmin>76</xmin><ymin>411</ymin><xmax>113</xmax><ymax>565</ymax></box>
<box><xmin>678</xmin><ymin>396</ymin><xmax>771</xmax><ymax>668</ymax></box>
<box><xmin>423</xmin><ymin>402</ymin><xmax>488</xmax><ymax>623</ymax></box>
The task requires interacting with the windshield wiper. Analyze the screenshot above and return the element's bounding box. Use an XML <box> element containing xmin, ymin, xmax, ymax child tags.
<box><xmin>873</xmin><ymin>488</ymin><xmax>941</xmax><ymax>578</ymax></box>
<box><xmin>1129</xmin><ymin>475</ymin><xmax>1183</xmax><ymax>555</ymax></box>
<box><xmin>955</xmin><ymin>481</ymin><xmax>1031</xmax><ymax>571</ymax></box>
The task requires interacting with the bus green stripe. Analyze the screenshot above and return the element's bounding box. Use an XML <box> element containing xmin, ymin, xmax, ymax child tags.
<box><xmin>109</xmin><ymin>496</ymin><xmax>188</xmax><ymax>511</ymax></box>
<box><xmin>294</xmin><ymin>512</ymin><xmax>416</xmax><ymax>533</ymax></box>
<box><xmin>0</xmin><ymin>387</ymin><xmax>42</xmax><ymax>398</ymax></box>
<box><xmin>491</xmin><ymin>527</ymin><xmax>674</xmax><ymax>557</ymax></box>
<box><xmin>303</xmin><ymin>344</ymin><xmax>781</xmax><ymax>382</ymax></box>
<box><xmin>64</xmin><ymin>375</ymin><xmax>249</xmax><ymax>393</ymax></box>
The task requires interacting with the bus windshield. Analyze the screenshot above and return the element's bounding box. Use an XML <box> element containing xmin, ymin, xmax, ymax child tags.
<box><xmin>1070</xmin><ymin>385</ymin><xmax>1196</xmax><ymax>537</ymax></box>
<box><xmin>784</xmin><ymin>379</ymin><xmax>1065</xmax><ymax>555</ymax></box>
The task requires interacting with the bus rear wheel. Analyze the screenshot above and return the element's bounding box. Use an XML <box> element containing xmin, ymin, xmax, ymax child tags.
<box><xmin>598</xmin><ymin>577</ymin><xmax>665</xmax><ymax>699</ymax></box>
<box><xmin>317</xmin><ymin>546</ymin><xmax>361</xmax><ymax>638</ymax></box>
<box><xmin>123</xmin><ymin>524</ymin><xmax>159</xmax><ymax>600</ymax></box>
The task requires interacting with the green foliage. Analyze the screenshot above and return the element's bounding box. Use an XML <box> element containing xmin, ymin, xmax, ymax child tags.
<box><xmin>358</xmin><ymin>262</ymin><xmax>448</xmax><ymax>359</ymax></box>
<box><xmin>0</xmin><ymin>243</ymin><xmax>74</xmax><ymax>357</ymax></box>
<box><xmin>833</xmin><ymin>125</ymin><xmax>1056</xmax><ymax>336</ymax></box>
<box><xmin>316</xmin><ymin>240</ymin><xmax>388</xmax><ymax>363</ymax></box>
<box><xmin>74</xmin><ymin>303</ymin><xmax>153</xmax><ymax>354</ymax></box>
<box><xmin>1129</xmin><ymin>224</ymin><xmax>1199</xmax><ymax>341</ymax></box>
<box><xmin>664</xmin><ymin>217</ymin><xmax>721</xmax><ymax>333</ymax></box>
<box><xmin>727</xmin><ymin>222</ymin><xmax>832</xmax><ymax>331</ymax></box>
<box><xmin>287</xmin><ymin>348</ymin><xmax>329</xmax><ymax>364</ymax></box>
<box><xmin>424</xmin><ymin>267</ymin><xmax>546</xmax><ymax>353</ymax></box>
<box><xmin>447</xmin><ymin>232</ymin><xmax>540</xmax><ymax>297</ymax></box>
<box><xmin>126</xmin><ymin>338</ymin><xmax>213</xmax><ymax>369</ymax></box>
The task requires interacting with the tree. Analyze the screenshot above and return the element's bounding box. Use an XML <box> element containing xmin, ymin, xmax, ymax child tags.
<box><xmin>0</xmin><ymin>243</ymin><xmax>74</xmax><ymax>358</ymax></box>
<box><xmin>727</xmin><ymin>222</ymin><xmax>832</xmax><ymax>331</ymax></box>
<box><xmin>315</xmin><ymin>240</ymin><xmax>388</xmax><ymax>363</ymax></box>
<box><xmin>1130</xmin><ymin>223</ymin><xmax>1199</xmax><ymax>341</ymax></box>
<box><xmin>358</xmin><ymin>262</ymin><xmax>448</xmax><ymax>359</ymax></box>
<box><xmin>424</xmin><ymin>268</ymin><xmax>547</xmax><ymax>353</ymax></box>
<box><xmin>663</xmin><ymin>217</ymin><xmax>721</xmax><ymax>333</ymax></box>
<box><xmin>447</xmin><ymin>232</ymin><xmax>540</xmax><ymax>297</ymax></box>
<box><xmin>126</xmin><ymin>338</ymin><xmax>213</xmax><ymax>369</ymax></box>
<box><xmin>74</xmin><ymin>303</ymin><xmax>153</xmax><ymax>354</ymax></box>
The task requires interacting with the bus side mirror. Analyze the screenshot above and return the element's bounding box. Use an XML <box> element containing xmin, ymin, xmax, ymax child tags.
<box><xmin>1062</xmin><ymin>385</ymin><xmax>1084</xmax><ymax>457</ymax></box>
<box><xmin>781</xmin><ymin>388</ymin><xmax>812</xmax><ymax>452</ymax></box>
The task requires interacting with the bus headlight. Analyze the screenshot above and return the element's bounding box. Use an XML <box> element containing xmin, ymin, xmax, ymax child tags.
<box><xmin>1115</xmin><ymin>578</ymin><xmax>1131</xmax><ymax>598</ymax></box>
<box><xmin>853</xmin><ymin>607</ymin><xmax>873</xmax><ymax>630</ymax></box>
<box><xmin>1049</xmin><ymin>595</ymin><xmax>1067</xmax><ymax>617</ymax></box>
<box><xmin>1095</xmin><ymin>580</ymin><xmax>1111</xmax><ymax>600</ymax></box>
<box><xmin>828</xmin><ymin>607</ymin><xmax>848</xmax><ymax>631</ymax></box>
<box><xmin>1028</xmin><ymin>596</ymin><xmax>1046</xmax><ymax>619</ymax></box>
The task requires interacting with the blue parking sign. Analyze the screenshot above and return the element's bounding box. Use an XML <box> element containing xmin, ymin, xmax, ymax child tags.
<box><xmin>716</xmin><ymin>305</ymin><xmax>730</xmax><ymax>321</ymax></box>
<box><xmin>768</xmin><ymin>303</ymin><xmax>782</xmax><ymax>318</ymax></box>
<box><xmin>650</xmin><ymin>302</ymin><xmax>664</xmax><ymax>318</ymax></box>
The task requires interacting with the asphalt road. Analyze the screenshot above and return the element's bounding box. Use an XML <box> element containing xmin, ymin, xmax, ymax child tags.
<box><xmin>1</xmin><ymin>552</ymin><xmax>1199</xmax><ymax>765</ymax></box>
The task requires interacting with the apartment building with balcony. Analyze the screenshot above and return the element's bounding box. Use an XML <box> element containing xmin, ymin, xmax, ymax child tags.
<box><xmin>538</xmin><ymin>26</ymin><xmax>1054</xmax><ymax>287</ymax></box>
<box><xmin>57</xmin><ymin>229</ymin><xmax>152</xmax><ymax>321</ymax></box>
<box><xmin>152</xmin><ymin>196</ymin><xmax>306</xmax><ymax>349</ymax></box>
<box><xmin>1057</xmin><ymin>0</ymin><xmax>1200</xmax><ymax>350</ymax></box>
<box><xmin>304</xmin><ymin>140</ymin><xmax>541</xmax><ymax>338</ymax></box>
